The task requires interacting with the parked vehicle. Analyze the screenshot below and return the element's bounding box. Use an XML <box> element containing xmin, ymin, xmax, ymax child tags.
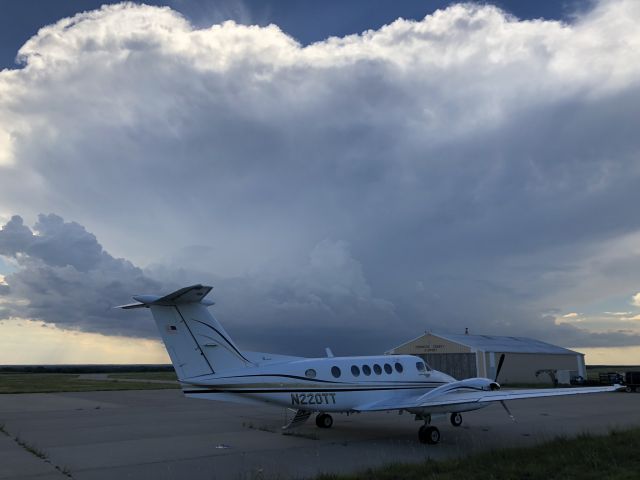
<box><xmin>624</xmin><ymin>371</ymin><xmax>640</xmax><ymax>393</ymax></box>
<box><xmin>599</xmin><ymin>372</ymin><xmax>624</xmax><ymax>385</ymax></box>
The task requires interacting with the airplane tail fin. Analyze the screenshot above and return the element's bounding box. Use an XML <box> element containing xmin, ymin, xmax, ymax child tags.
<box><xmin>118</xmin><ymin>285</ymin><xmax>253</xmax><ymax>380</ymax></box>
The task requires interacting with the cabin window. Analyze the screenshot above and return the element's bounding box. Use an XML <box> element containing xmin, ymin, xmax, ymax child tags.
<box><xmin>416</xmin><ymin>362</ymin><xmax>426</xmax><ymax>372</ymax></box>
<box><xmin>394</xmin><ymin>362</ymin><xmax>403</xmax><ymax>373</ymax></box>
<box><xmin>351</xmin><ymin>365</ymin><xmax>360</xmax><ymax>377</ymax></box>
<box><xmin>331</xmin><ymin>366</ymin><xmax>341</xmax><ymax>378</ymax></box>
<box><xmin>305</xmin><ymin>369</ymin><xmax>317</xmax><ymax>378</ymax></box>
<box><xmin>384</xmin><ymin>363</ymin><xmax>392</xmax><ymax>374</ymax></box>
<box><xmin>362</xmin><ymin>365</ymin><xmax>372</xmax><ymax>376</ymax></box>
<box><xmin>373</xmin><ymin>364</ymin><xmax>382</xmax><ymax>375</ymax></box>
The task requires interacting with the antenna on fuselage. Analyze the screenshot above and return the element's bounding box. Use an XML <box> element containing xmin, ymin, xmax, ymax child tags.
<box><xmin>325</xmin><ymin>347</ymin><xmax>334</xmax><ymax>358</ymax></box>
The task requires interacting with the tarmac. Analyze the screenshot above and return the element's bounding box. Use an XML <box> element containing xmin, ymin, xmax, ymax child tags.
<box><xmin>0</xmin><ymin>389</ymin><xmax>638</xmax><ymax>480</ymax></box>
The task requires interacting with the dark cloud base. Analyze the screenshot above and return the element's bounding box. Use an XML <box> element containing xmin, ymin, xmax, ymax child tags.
<box><xmin>0</xmin><ymin>214</ymin><xmax>165</xmax><ymax>338</ymax></box>
<box><xmin>2</xmin><ymin>214</ymin><xmax>639</xmax><ymax>356</ymax></box>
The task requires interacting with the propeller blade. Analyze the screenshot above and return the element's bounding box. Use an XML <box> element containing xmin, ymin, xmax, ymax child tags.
<box><xmin>500</xmin><ymin>400</ymin><xmax>516</xmax><ymax>422</ymax></box>
<box><xmin>494</xmin><ymin>353</ymin><xmax>506</xmax><ymax>382</ymax></box>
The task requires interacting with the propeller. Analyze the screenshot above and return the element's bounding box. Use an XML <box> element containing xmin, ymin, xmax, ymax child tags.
<box><xmin>494</xmin><ymin>353</ymin><xmax>505</xmax><ymax>382</ymax></box>
<box><xmin>494</xmin><ymin>353</ymin><xmax>516</xmax><ymax>422</ymax></box>
<box><xmin>500</xmin><ymin>400</ymin><xmax>516</xmax><ymax>422</ymax></box>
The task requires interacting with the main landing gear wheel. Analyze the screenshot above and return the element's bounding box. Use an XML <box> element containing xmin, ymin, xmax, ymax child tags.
<box><xmin>450</xmin><ymin>412</ymin><xmax>463</xmax><ymax>427</ymax></box>
<box><xmin>418</xmin><ymin>425</ymin><xmax>440</xmax><ymax>445</ymax></box>
<box><xmin>316</xmin><ymin>413</ymin><xmax>333</xmax><ymax>428</ymax></box>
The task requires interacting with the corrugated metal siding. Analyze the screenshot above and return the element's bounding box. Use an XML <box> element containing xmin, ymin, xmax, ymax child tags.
<box><xmin>388</xmin><ymin>332</ymin><xmax>584</xmax><ymax>384</ymax></box>
<box><xmin>476</xmin><ymin>351</ymin><xmax>486</xmax><ymax>377</ymax></box>
<box><xmin>420</xmin><ymin>353</ymin><xmax>477</xmax><ymax>380</ymax></box>
<box><xmin>483</xmin><ymin>352</ymin><xmax>582</xmax><ymax>384</ymax></box>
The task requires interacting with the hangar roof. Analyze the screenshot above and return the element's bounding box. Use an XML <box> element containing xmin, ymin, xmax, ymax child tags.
<box><xmin>388</xmin><ymin>332</ymin><xmax>581</xmax><ymax>355</ymax></box>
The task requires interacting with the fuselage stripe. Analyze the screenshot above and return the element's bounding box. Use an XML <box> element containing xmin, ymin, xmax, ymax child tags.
<box><xmin>174</xmin><ymin>306</ymin><xmax>215</xmax><ymax>374</ymax></box>
<box><xmin>189</xmin><ymin>318</ymin><xmax>253</xmax><ymax>364</ymax></box>
<box><xmin>189</xmin><ymin>373</ymin><xmax>438</xmax><ymax>386</ymax></box>
<box><xmin>183</xmin><ymin>385</ymin><xmax>440</xmax><ymax>394</ymax></box>
<box><xmin>212</xmin><ymin>373</ymin><xmax>343</xmax><ymax>384</ymax></box>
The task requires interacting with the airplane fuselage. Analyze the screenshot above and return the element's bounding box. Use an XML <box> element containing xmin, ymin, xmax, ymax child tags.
<box><xmin>181</xmin><ymin>354</ymin><xmax>468</xmax><ymax>413</ymax></box>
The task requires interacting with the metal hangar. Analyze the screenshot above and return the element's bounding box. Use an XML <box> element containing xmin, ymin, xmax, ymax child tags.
<box><xmin>386</xmin><ymin>331</ymin><xmax>586</xmax><ymax>384</ymax></box>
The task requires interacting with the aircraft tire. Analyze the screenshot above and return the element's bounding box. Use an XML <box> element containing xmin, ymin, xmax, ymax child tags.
<box><xmin>316</xmin><ymin>413</ymin><xmax>333</xmax><ymax>428</ymax></box>
<box><xmin>450</xmin><ymin>412</ymin><xmax>462</xmax><ymax>427</ymax></box>
<box><xmin>418</xmin><ymin>425</ymin><xmax>440</xmax><ymax>444</ymax></box>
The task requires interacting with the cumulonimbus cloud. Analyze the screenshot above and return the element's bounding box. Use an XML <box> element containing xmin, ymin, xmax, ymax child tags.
<box><xmin>0</xmin><ymin>215</ymin><xmax>399</xmax><ymax>354</ymax></box>
<box><xmin>0</xmin><ymin>214</ymin><xmax>165</xmax><ymax>338</ymax></box>
<box><xmin>1</xmin><ymin>2</ymin><xmax>640</xmax><ymax>353</ymax></box>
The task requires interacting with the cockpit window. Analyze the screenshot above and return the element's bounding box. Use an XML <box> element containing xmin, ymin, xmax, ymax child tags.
<box><xmin>373</xmin><ymin>364</ymin><xmax>382</xmax><ymax>375</ymax></box>
<box><xmin>362</xmin><ymin>365</ymin><xmax>372</xmax><ymax>376</ymax></box>
<box><xmin>305</xmin><ymin>369</ymin><xmax>317</xmax><ymax>378</ymax></box>
<box><xmin>416</xmin><ymin>361</ymin><xmax>426</xmax><ymax>372</ymax></box>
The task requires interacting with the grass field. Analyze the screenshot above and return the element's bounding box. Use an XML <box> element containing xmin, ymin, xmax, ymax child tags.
<box><xmin>0</xmin><ymin>373</ymin><xmax>179</xmax><ymax>394</ymax></box>
<box><xmin>108</xmin><ymin>371</ymin><xmax>178</xmax><ymax>381</ymax></box>
<box><xmin>318</xmin><ymin>428</ymin><xmax>640</xmax><ymax>480</ymax></box>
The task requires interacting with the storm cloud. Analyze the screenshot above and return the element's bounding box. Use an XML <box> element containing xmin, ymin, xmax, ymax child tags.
<box><xmin>0</xmin><ymin>215</ymin><xmax>400</xmax><ymax>353</ymax></box>
<box><xmin>0</xmin><ymin>214</ymin><xmax>164</xmax><ymax>337</ymax></box>
<box><xmin>1</xmin><ymin>1</ymin><xmax>640</xmax><ymax>355</ymax></box>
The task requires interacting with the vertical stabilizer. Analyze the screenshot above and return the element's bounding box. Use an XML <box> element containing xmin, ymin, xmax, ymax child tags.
<box><xmin>119</xmin><ymin>285</ymin><xmax>253</xmax><ymax>380</ymax></box>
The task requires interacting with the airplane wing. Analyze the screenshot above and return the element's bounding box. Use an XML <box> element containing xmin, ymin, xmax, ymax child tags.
<box><xmin>355</xmin><ymin>384</ymin><xmax>622</xmax><ymax>412</ymax></box>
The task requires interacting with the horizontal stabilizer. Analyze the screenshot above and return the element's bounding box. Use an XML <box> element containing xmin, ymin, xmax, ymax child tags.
<box><xmin>116</xmin><ymin>285</ymin><xmax>214</xmax><ymax>310</ymax></box>
<box><xmin>116</xmin><ymin>302</ymin><xmax>148</xmax><ymax>310</ymax></box>
<box><xmin>145</xmin><ymin>284</ymin><xmax>213</xmax><ymax>305</ymax></box>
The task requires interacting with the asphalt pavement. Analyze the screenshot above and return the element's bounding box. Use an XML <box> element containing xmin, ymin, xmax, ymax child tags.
<box><xmin>0</xmin><ymin>389</ymin><xmax>638</xmax><ymax>479</ymax></box>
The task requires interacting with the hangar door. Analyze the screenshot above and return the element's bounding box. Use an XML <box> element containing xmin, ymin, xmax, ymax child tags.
<box><xmin>420</xmin><ymin>353</ymin><xmax>476</xmax><ymax>380</ymax></box>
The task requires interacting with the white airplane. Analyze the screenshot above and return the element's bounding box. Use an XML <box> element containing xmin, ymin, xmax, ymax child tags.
<box><xmin>119</xmin><ymin>284</ymin><xmax>621</xmax><ymax>444</ymax></box>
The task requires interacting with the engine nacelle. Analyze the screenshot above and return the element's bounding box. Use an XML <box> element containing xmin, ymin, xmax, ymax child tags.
<box><xmin>419</xmin><ymin>377</ymin><xmax>501</xmax><ymax>401</ymax></box>
<box><xmin>453</xmin><ymin>377</ymin><xmax>500</xmax><ymax>391</ymax></box>
<box><xmin>412</xmin><ymin>376</ymin><xmax>502</xmax><ymax>410</ymax></box>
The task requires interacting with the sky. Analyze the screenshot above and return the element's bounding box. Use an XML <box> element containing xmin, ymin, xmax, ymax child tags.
<box><xmin>1</xmin><ymin>0</ymin><xmax>640</xmax><ymax>365</ymax></box>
